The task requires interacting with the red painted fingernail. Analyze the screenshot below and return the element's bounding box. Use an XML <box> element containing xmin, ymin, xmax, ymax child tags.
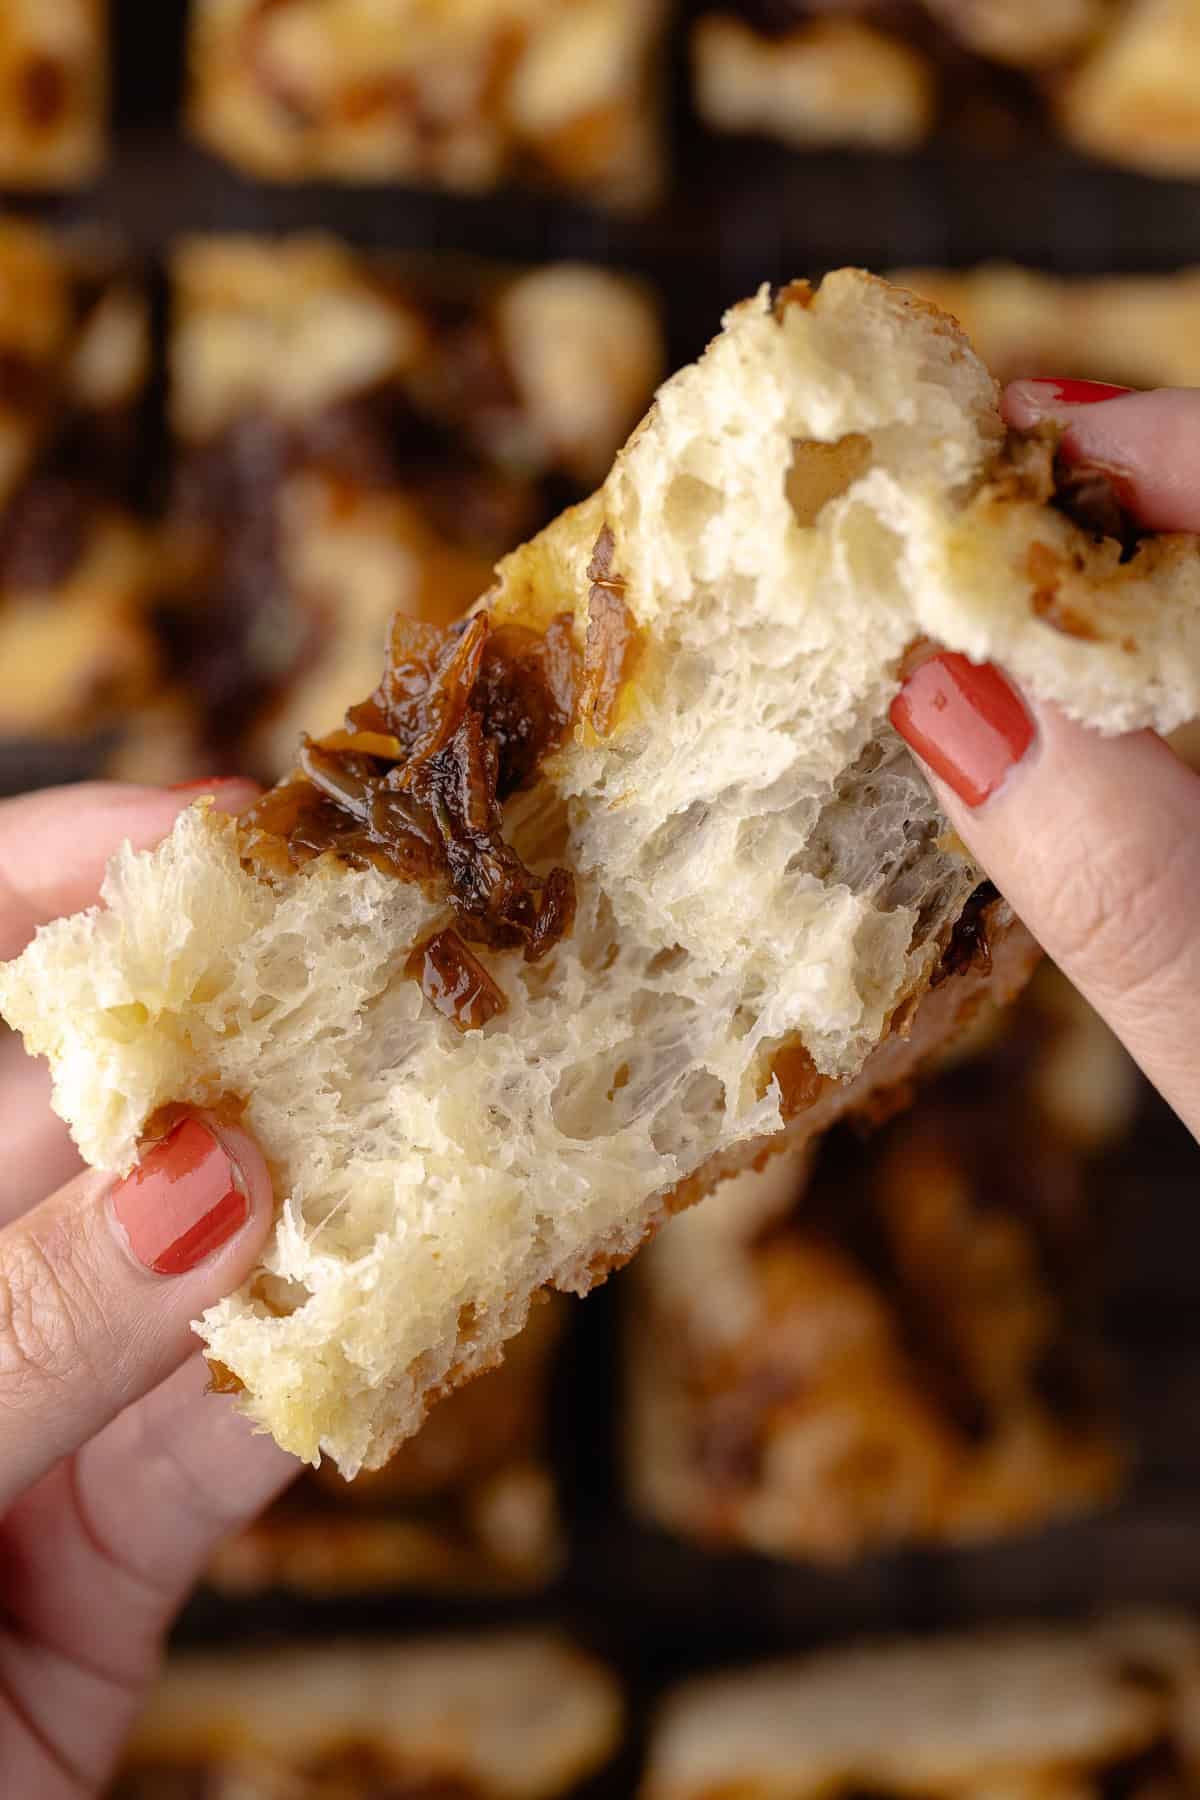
<box><xmin>112</xmin><ymin>1118</ymin><xmax>247</xmax><ymax>1276</ymax></box>
<box><xmin>1025</xmin><ymin>379</ymin><xmax>1134</xmax><ymax>405</ymax></box>
<box><xmin>168</xmin><ymin>777</ymin><xmax>241</xmax><ymax>794</ymax></box>
<box><xmin>890</xmin><ymin>652</ymin><xmax>1035</xmax><ymax>808</ymax></box>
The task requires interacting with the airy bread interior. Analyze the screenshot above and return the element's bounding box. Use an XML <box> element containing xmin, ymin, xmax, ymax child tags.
<box><xmin>4</xmin><ymin>271</ymin><xmax>1199</xmax><ymax>1475</ymax></box>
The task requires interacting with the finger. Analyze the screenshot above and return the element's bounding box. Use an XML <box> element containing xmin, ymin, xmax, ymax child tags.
<box><xmin>0</xmin><ymin>1355</ymin><xmax>297</xmax><ymax>1796</ymax></box>
<box><xmin>1003</xmin><ymin>381</ymin><xmax>1200</xmax><ymax>533</ymax></box>
<box><xmin>0</xmin><ymin>1111</ymin><xmax>275</xmax><ymax>1510</ymax></box>
<box><xmin>0</xmin><ymin>781</ymin><xmax>259</xmax><ymax>1223</ymax></box>
<box><xmin>0</xmin><ymin>1029</ymin><xmax>81</xmax><ymax>1225</ymax></box>
<box><xmin>891</xmin><ymin>653</ymin><xmax>1200</xmax><ymax>1136</ymax></box>
<box><xmin>0</xmin><ymin>777</ymin><xmax>259</xmax><ymax>961</ymax></box>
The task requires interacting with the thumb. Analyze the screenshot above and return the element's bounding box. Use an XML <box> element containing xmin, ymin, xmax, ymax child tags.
<box><xmin>890</xmin><ymin>653</ymin><xmax>1200</xmax><ymax>1139</ymax></box>
<box><xmin>0</xmin><ymin>1111</ymin><xmax>274</xmax><ymax>1509</ymax></box>
<box><xmin>1002</xmin><ymin>382</ymin><xmax>1200</xmax><ymax>533</ymax></box>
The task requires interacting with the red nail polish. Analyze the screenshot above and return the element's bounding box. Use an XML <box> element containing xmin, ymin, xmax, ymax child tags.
<box><xmin>1025</xmin><ymin>379</ymin><xmax>1134</xmax><ymax>405</ymax></box>
<box><xmin>890</xmin><ymin>652</ymin><xmax>1034</xmax><ymax>808</ymax></box>
<box><xmin>112</xmin><ymin>1118</ymin><xmax>247</xmax><ymax>1276</ymax></box>
<box><xmin>168</xmin><ymin>777</ymin><xmax>241</xmax><ymax>794</ymax></box>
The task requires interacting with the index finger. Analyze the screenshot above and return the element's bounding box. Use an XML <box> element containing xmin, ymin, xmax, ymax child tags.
<box><xmin>1003</xmin><ymin>383</ymin><xmax>1200</xmax><ymax>534</ymax></box>
<box><xmin>0</xmin><ymin>779</ymin><xmax>258</xmax><ymax>963</ymax></box>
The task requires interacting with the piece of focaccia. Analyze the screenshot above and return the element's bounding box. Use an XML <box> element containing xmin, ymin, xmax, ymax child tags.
<box><xmin>5</xmin><ymin>270</ymin><xmax>1200</xmax><ymax>1477</ymax></box>
<box><xmin>0</xmin><ymin>0</ymin><xmax>106</xmax><ymax>187</ymax></box>
<box><xmin>0</xmin><ymin>220</ymin><xmax>160</xmax><ymax>771</ymax></box>
<box><xmin>625</xmin><ymin>965</ymin><xmax>1135</xmax><ymax>1562</ymax></box>
<box><xmin>692</xmin><ymin>3</ymin><xmax>1179</xmax><ymax>165</ymax></box>
<box><xmin>111</xmin><ymin>1632</ymin><xmax>622</xmax><ymax>1799</ymax></box>
<box><xmin>187</xmin><ymin>0</ymin><xmax>669</xmax><ymax>209</ymax></box>
<box><xmin>891</xmin><ymin>263</ymin><xmax>1200</xmax><ymax>391</ymax></box>
<box><xmin>1056</xmin><ymin>0</ymin><xmax>1200</xmax><ymax>181</ymax></box>
<box><xmin>691</xmin><ymin>13</ymin><xmax>937</xmax><ymax>153</ymax></box>
<box><xmin>640</xmin><ymin>1613</ymin><xmax>1200</xmax><ymax>1800</ymax></box>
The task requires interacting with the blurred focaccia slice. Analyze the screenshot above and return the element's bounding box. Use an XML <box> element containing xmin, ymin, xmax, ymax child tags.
<box><xmin>112</xmin><ymin>1632</ymin><xmax>623</xmax><ymax>1798</ymax></box>
<box><xmin>1057</xmin><ymin>0</ymin><xmax>1200</xmax><ymax>180</ymax></box>
<box><xmin>626</xmin><ymin>963</ymin><xmax>1134</xmax><ymax>1561</ymax></box>
<box><xmin>0</xmin><ymin>0</ymin><xmax>106</xmax><ymax>187</ymax></box>
<box><xmin>0</xmin><ymin>220</ymin><xmax>161</xmax><ymax>772</ymax></box>
<box><xmin>692</xmin><ymin>2</ymin><xmax>1185</xmax><ymax>163</ymax></box>
<box><xmin>892</xmin><ymin>263</ymin><xmax>1200</xmax><ymax>390</ymax></box>
<box><xmin>187</xmin><ymin>0</ymin><xmax>669</xmax><ymax>209</ymax></box>
<box><xmin>692</xmin><ymin>12</ymin><xmax>936</xmax><ymax>151</ymax></box>
<box><xmin>641</xmin><ymin>1613</ymin><xmax>1200</xmax><ymax>1800</ymax></box>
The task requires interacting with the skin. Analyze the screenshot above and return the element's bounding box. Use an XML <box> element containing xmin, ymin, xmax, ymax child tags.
<box><xmin>899</xmin><ymin>384</ymin><xmax>1200</xmax><ymax>1141</ymax></box>
<box><xmin>0</xmin><ymin>388</ymin><xmax>1199</xmax><ymax>1790</ymax></box>
<box><xmin>0</xmin><ymin>782</ymin><xmax>298</xmax><ymax>1796</ymax></box>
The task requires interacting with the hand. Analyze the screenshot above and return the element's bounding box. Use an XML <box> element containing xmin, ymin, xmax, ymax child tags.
<box><xmin>890</xmin><ymin>380</ymin><xmax>1200</xmax><ymax>1139</ymax></box>
<box><xmin>0</xmin><ymin>780</ymin><xmax>298</xmax><ymax>1796</ymax></box>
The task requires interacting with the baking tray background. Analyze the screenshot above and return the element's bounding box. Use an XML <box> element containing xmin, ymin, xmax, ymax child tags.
<box><xmin>10</xmin><ymin>6</ymin><xmax>1200</xmax><ymax>1794</ymax></box>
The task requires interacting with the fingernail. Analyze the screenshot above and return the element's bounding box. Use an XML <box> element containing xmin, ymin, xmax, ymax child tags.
<box><xmin>1024</xmin><ymin>379</ymin><xmax>1134</xmax><ymax>406</ymax></box>
<box><xmin>890</xmin><ymin>651</ymin><xmax>1035</xmax><ymax>808</ymax></box>
<box><xmin>111</xmin><ymin>1118</ymin><xmax>248</xmax><ymax>1276</ymax></box>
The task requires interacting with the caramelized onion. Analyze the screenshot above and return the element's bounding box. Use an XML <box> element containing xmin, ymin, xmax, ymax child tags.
<box><xmin>406</xmin><ymin>928</ymin><xmax>509</xmax><ymax>1031</ymax></box>
<box><xmin>239</xmin><ymin>607</ymin><xmax>582</xmax><ymax>972</ymax></box>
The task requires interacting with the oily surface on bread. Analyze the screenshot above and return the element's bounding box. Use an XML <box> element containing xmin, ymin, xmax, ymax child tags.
<box><xmin>4</xmin><ymin>272</ymin><xmax>1200</xmax><ymax>1476</ymax></box>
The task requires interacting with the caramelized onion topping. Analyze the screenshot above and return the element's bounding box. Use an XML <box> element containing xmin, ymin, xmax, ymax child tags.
<box><xmin>405</xmin><ymin>927</ymin><xmax>509</xmax><ymax>1032</ymax></box>
<box><xmin>239</xmin><ymin>608</ymin><xmax>580</xmax><ymax>967</ymax></box>
<box><xmin>930</xmin><ymin>880</ymin><xmax>997</xmax><ymax>987</ymax></box>
<box><xmin>206</xmin><ymin>1359</ymin><xmax>244</xmax><ymax>1396</ymax></box>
